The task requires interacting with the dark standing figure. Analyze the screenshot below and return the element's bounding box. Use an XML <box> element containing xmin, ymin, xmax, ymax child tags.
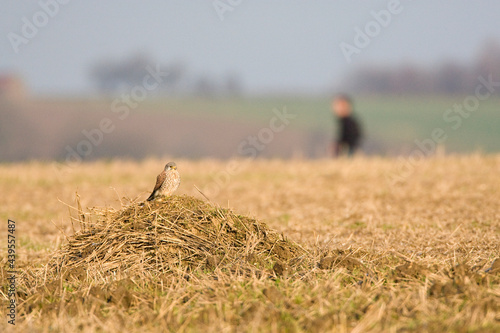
<box><xmin>331</xmin><ymin>94</ymin><xmax>362</xmax><ymax>157</ymax></box>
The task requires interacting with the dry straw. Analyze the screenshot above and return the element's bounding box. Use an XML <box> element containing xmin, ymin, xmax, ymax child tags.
<box><xmin>52</xmin><ymin>195</ymin><xmax>309</xmax><ymax>278</ymax></box>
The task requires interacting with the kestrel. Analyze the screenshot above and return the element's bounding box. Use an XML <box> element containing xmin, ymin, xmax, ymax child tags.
<box><xmin>147</xmin><ymin>162</ymin><xmax>180</xmax><ymax>201</ymax></box>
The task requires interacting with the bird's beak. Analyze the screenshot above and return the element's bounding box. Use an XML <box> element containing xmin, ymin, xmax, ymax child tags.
<box><xmin>172</xmin><ymin>166</ymin><xmax>177</xmax><ymax>170</ymax></box>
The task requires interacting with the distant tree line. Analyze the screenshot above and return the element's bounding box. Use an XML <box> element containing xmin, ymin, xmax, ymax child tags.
<box><xmin>343</xmin><ymin>40</ymin><xmax>500</xmax><ymax>94</ymax></box>
<box><xmin>89</xmin><ymin>54</ymin><xmax>242</xmax><ymax>97</ymax></box>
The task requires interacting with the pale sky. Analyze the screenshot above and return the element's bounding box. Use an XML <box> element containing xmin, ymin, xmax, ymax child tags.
<box><xmin>1</xmin><ymin>1</ymin><xmax>500</xmax><ymax>95</ymax></box>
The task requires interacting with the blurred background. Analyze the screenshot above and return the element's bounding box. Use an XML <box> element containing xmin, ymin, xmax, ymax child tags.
<box><xmin>1</xmin><ymin>1</ymin><xmax>499</xmax><ymax>162</ymax></box>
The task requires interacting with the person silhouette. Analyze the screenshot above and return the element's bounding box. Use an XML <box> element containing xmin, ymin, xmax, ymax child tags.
<box><xmin>331</xmin><ymin>94</ymin><xmax>362</xmax><ymax>157</ymax></box>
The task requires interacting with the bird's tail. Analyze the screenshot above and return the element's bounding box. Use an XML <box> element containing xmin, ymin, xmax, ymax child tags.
<box><xmin>147</xmin><ymin>192</ymin><xmax>155</xmax><ymax>201</ymax></box>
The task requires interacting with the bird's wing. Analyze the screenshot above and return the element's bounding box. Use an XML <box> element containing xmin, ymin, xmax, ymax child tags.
<box><xmin>151</xmin><ymin>171</ymin><xmax>166</xmax><ymax>193</ymax></box>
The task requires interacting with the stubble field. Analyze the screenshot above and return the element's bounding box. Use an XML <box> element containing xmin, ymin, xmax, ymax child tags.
<box><xmin>1</xmin><ymin>155</ymin><xmax>499</xmax><ymax>332</ymax></box>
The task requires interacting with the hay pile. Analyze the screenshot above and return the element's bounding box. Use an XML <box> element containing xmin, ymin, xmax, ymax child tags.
<box><xmin>53</xmin><ymin>195</ymin><xmax>307</xmax><ymax>276</ymax></box>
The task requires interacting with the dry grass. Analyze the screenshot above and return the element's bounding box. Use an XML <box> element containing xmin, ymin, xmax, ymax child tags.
<box><xmin>52</xmin><ymin>195</ymin><xmax>306</xmax><ymax>278</ymax></box>
<box><xmin>1</xmin><ymin>155</ymin><xmax>499</xmax><ymax>332</ymax></box>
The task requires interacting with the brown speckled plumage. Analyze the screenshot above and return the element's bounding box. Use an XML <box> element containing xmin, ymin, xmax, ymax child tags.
<box><xmin>147</xmin><ymin>162</ymin><xmax>180</xmax><ymax>201</ymax></box>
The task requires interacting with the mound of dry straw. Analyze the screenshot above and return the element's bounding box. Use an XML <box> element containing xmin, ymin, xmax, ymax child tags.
<box><xmin>53</xmin><ymin>195</ymin><xmax>308</xmax><ymax>276</ymax></box>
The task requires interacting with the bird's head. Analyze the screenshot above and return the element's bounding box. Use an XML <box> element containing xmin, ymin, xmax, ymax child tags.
<box><xmin>165</xmin><ymin>162</ymin><xmax>177</xmax><ymax>171</ymax></box>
